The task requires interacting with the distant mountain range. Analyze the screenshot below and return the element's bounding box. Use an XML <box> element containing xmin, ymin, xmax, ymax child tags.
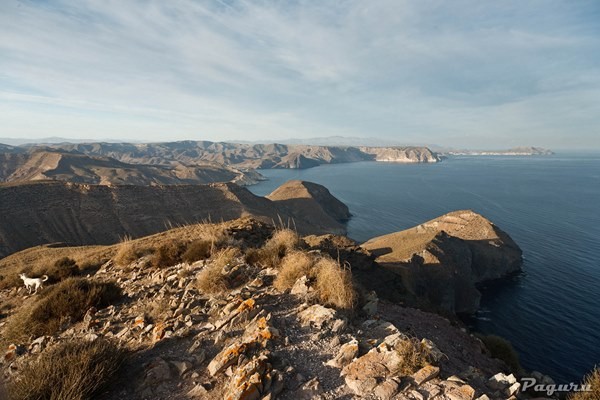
<box><xmin>441</xmin><ymin>146</ymin><xmax>554</xmax><ymax>156</ymax></box>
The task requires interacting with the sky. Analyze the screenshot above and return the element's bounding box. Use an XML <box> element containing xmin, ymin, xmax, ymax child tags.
<box><xmin>1</xmin><ymin>0</ymin><xmax>599</xmax><ymax>149</ymax></box>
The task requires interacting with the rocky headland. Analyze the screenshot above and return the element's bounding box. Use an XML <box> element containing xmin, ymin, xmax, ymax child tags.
<box><xmin>362</xmin><ymin>210</ymin><xmax>523</xmax><ymax>314</ymax></box>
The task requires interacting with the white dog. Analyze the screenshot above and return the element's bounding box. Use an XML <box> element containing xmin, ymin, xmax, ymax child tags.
<box><xmin>19</xmin><ymin>274</ymin><xmax>48</xmax><ymax>294</ymax></box>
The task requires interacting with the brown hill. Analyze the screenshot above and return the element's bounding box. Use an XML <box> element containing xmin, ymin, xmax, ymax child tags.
<box><xmin>29</xmin><ymin>141</ymin><xmax>441</xmax><ymax>169</ymax></box>
<box><xmin>0</xmin><ymin>150</ymin><xmax>261</xmax><ymax>186</ymax></box>
<box><xmin>362</xmin><ymin>210</ymin><xmax>522</xmax><ymax>313</ymax></box>
<box><xmin>0</xmin><ymin>180</ymin><xmax>348</xmax><ymax>258</ymax></box>
<box><xmin>266</xmin><ymin>180</ymin><xmax>351</xmax><ymax>233</ymax></box>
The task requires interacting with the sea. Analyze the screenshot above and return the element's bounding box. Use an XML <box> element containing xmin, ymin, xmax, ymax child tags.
<box><xmin>247</xmin><ymin>154</ymin><xmax>600</xmax><ymax>384</ymax></box>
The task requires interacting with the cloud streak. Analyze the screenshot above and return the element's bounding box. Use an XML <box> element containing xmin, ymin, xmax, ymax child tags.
<box><xmin>1</xmin><ymin>0</ymin><xmax>599</xmax><ymax>148</ymax></box>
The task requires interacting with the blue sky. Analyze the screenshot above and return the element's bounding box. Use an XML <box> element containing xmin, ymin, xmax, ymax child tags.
<box><xmin>1</xmin><ymin>0</ymin><xmax>599</xmax><ymax>149</ymax></box>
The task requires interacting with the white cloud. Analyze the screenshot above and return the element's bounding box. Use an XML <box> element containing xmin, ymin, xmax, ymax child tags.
<box><xmin>0</xmin><ymin>0</ymin><xmax>598</xmax><ymax>148</ymax></box>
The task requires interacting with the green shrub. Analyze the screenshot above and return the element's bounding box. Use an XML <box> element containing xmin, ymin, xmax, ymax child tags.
<box><xmin>8</xmin><ymin>339</ymin><xmax>124</xmax><ymax>400</ymax></box>
<box><xmin>477</xmin><ymin>334</ymin><xmax>521</xmax><ymax>372</ymax></box>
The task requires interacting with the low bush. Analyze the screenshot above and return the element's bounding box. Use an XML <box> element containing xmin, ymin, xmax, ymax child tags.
<box><xmin>150</xmin><ymin>240</ymin><xmax>186</xmax><ymax>268</ymax></box>
<box><xmin>273</xmin><ymin>251</ymin><xmax>314</xmax><ymax>291</ymax></box>
<box><xmin>43</xmin><ymin>257</ymin><xmax>80</xmax><ymax>283</ymax></box>
<box><xmin>569</xmin><ymin>366</ymin><xmax>600</xmax><ymax>400</ymax></box>
<box><xmin>182</xmin><ymin>239</ymin><xmax>212</xmax><ymax>263</ymax></box>
<box><xmin>8</xmin><ymin>339</ymin><xmax>125</xmax><ymax>400</ymax></box>
<box><xmin>3</xmin><ymin>278</ymin><xmax>122</xmax><ymax>343</ymax></box>
<box><xmin>113</xmin><ymin>238</ymin><xmax>146</xmax><ymax>266</ymax></box>
<box><xmin>477</xmin><ymin>334</ymin><xmax>521</xmax><ymax>372</ymax></box>
<box><xmin>394</xmin><ymin>338</ymin><xmax>430</xmax><ymax>376</ymax></box>
<box><xmin>245</xmin><ymin>229</ymin><xmax>299</xmax><ymax>269</ymax></box>
<box><xmin>314</xmin><ymin>257</ymin><xmax>357</xmax><ymax>310</ymax></box>
<box><xmin>196</xmin><ymin>248</ymin><xmax>240</xmax><ymax>295</ymax></box>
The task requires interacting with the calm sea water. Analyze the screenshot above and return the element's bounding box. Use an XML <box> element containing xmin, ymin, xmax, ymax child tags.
<box><xmin>248</xmin><ymin>155</ymin><xmax>600</xmax><ymax>384</ymax></box>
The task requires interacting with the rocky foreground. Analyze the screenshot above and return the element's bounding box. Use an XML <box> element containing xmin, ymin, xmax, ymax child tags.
<box><xmin>0</xmin><ymin>218</ymin><xmax>557</xmax><ymax>400</ymax></box>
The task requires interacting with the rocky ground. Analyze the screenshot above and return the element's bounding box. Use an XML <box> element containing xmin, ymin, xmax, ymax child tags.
<box><xmin>0</xmin><ymin>222</ymin><xmax>557</xmax><ymax>400</ymax></box>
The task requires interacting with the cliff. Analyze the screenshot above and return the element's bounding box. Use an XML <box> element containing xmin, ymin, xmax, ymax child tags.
<box><xmin>362</xmin><ymin>210</ymin><xmax>523</xmax><ymax>314</ymax></box>
<box><xmin>0</xmin><ymin>180</ymin><xmax>347</xmax><ymax>258</ymax></box>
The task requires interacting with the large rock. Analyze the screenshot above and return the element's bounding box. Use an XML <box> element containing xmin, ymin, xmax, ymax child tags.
<box><xmin>362</xmin><ymin>210</ymin><xmax>522</xmax><ymax>313</ymax></box>
<box><xmin>341</xmin><ymin>342</ymin><xmax>403</xmax><ymax>397</ymax></box>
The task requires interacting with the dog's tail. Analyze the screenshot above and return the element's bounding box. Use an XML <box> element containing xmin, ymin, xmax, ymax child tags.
<box><xmin>42</xmin><ymin>275</ymin><xmax>49</xmax><ymax>281</ymax></box>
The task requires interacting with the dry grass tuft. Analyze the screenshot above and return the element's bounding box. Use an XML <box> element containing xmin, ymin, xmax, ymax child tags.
<box><xmin>3</xmin><ymin>278</ymin><xmax>122</xmax><ymax>343</ymax></box>
<box><xmin>245</xmin><ymin>229</ymin><xmax>299</xmax><ymax>269</ymax></box>
<box><xmin>113</xmin><ymin>237</ymin><xmax>150</xmax><ymax>266</ymax></box>
<box><xmin>182</xmin><ymin>239</ymin><xmax>212</xmax><ymax>263</ymax></box>
<box><xmin>196</xmin><ymin>247</ymin><xmax>240</xmax><ymax>295</ymax></box>
<box><xmin>314</xmin><ymin>257</ymin><xmax>356</xmax><ymax>310</ymax></box>
<box><xmin>8</xmin><ymin>339</ymin><xmax>124</xmax><ymax>400</ymax></box>
<box><xmin>394</xmin><ymin>338</ymin><xmax>430</xmax><ymax>376</ymax></box>
<box><xmin>569</xmin><ymin>367</ymin><xmax>600</xmax><ymax>400</ymax></box>
<box><xmin>273</xmin><ymin>251</ymin><xmax>314</xmax><ymax>291</ymax></box>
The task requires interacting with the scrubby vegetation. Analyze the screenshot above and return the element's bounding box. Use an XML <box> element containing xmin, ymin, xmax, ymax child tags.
<box><xmin>182</xmin><ymin>239</ymin><xmax>212</xmax><ymax>263</ymax></box>
<box><xmin>3</xmin><ymin>278</ymin><xmax>122</xmax><ymax>343</ymax></box>
<box><xmin>476</xmin><ymin>334</ymin><xmax>521</xmax><ymax>372</ymax></box>
<box><xmin>196</xmin><ymin>247</ymin><xmax>241</xmax><ymax>295</ymax></box>
<box><xmin>314</xmin><ymin>258</ymin><xmax>356</xmax><ymax>310</ymax></box>
<box><xmin>8</xmin><ymin>339</ymin><xmax>125</xmax><ymax>400</ymax></box>
<box><xmin>273</xmin><ymin>251</ymin><xmax>314</xmax><ymax>291</ymax></box>
<box><xmin>150</xmin><ymin>240</ymin><xmax>186</xmax><ymax>268</ymax></box>
<box><xmin>394</xmin><ymin>337</ymin><xmax>431</xmax><ymax>376</ymax></box>
<box><xmin>113</xmin><ymin>237</ymin><xmax>150</xmax><ymax>266</ymax></box>
<box><xmin>245</xmin><ymin>229</ymin><xmax>299</xmax><ymax>269</ymax></box>
<box><xmin>569</xmin><ymin>367</ymin><xmax>600</xmax><ymax>400</ymax></box>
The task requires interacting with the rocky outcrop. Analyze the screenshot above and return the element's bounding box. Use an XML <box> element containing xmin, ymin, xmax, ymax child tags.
<box><xmin>0</xmin><ymin>180</ymin><xmax>348</xmax><ymax>257</ymax></box>
<box><xmin>25</xmin><ymin>141</ymin><xmax>441</xmax><ymax>170</ymax></box>
<box><xmin>362</xmin><ymin>210</ymin><xmax>522</xmax><ymax>314</ymax></box>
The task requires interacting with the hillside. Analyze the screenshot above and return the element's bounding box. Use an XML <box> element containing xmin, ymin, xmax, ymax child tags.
<box><xmin>0</xmin><ymin>180</ymin><xmax>348</xmax><ymax>258</ymax></box>
<box><xmin>0</xmin><ymin>150</ymin><xmax>262</xmax><ymax>186</ymax></box>
<box><xmin>0</xmin><ymin>218</ymin><xmax>549</xmax><ymax>399</ymax></box>
<box><xmin>23</xmin><ymin>141</ymin><xmax>441</xmax><ymax>169</ymax></box>
<box><xmin>362</xmin><ymin>210</ymin><xmax>523</xmax><ymax>314</ymax></box>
